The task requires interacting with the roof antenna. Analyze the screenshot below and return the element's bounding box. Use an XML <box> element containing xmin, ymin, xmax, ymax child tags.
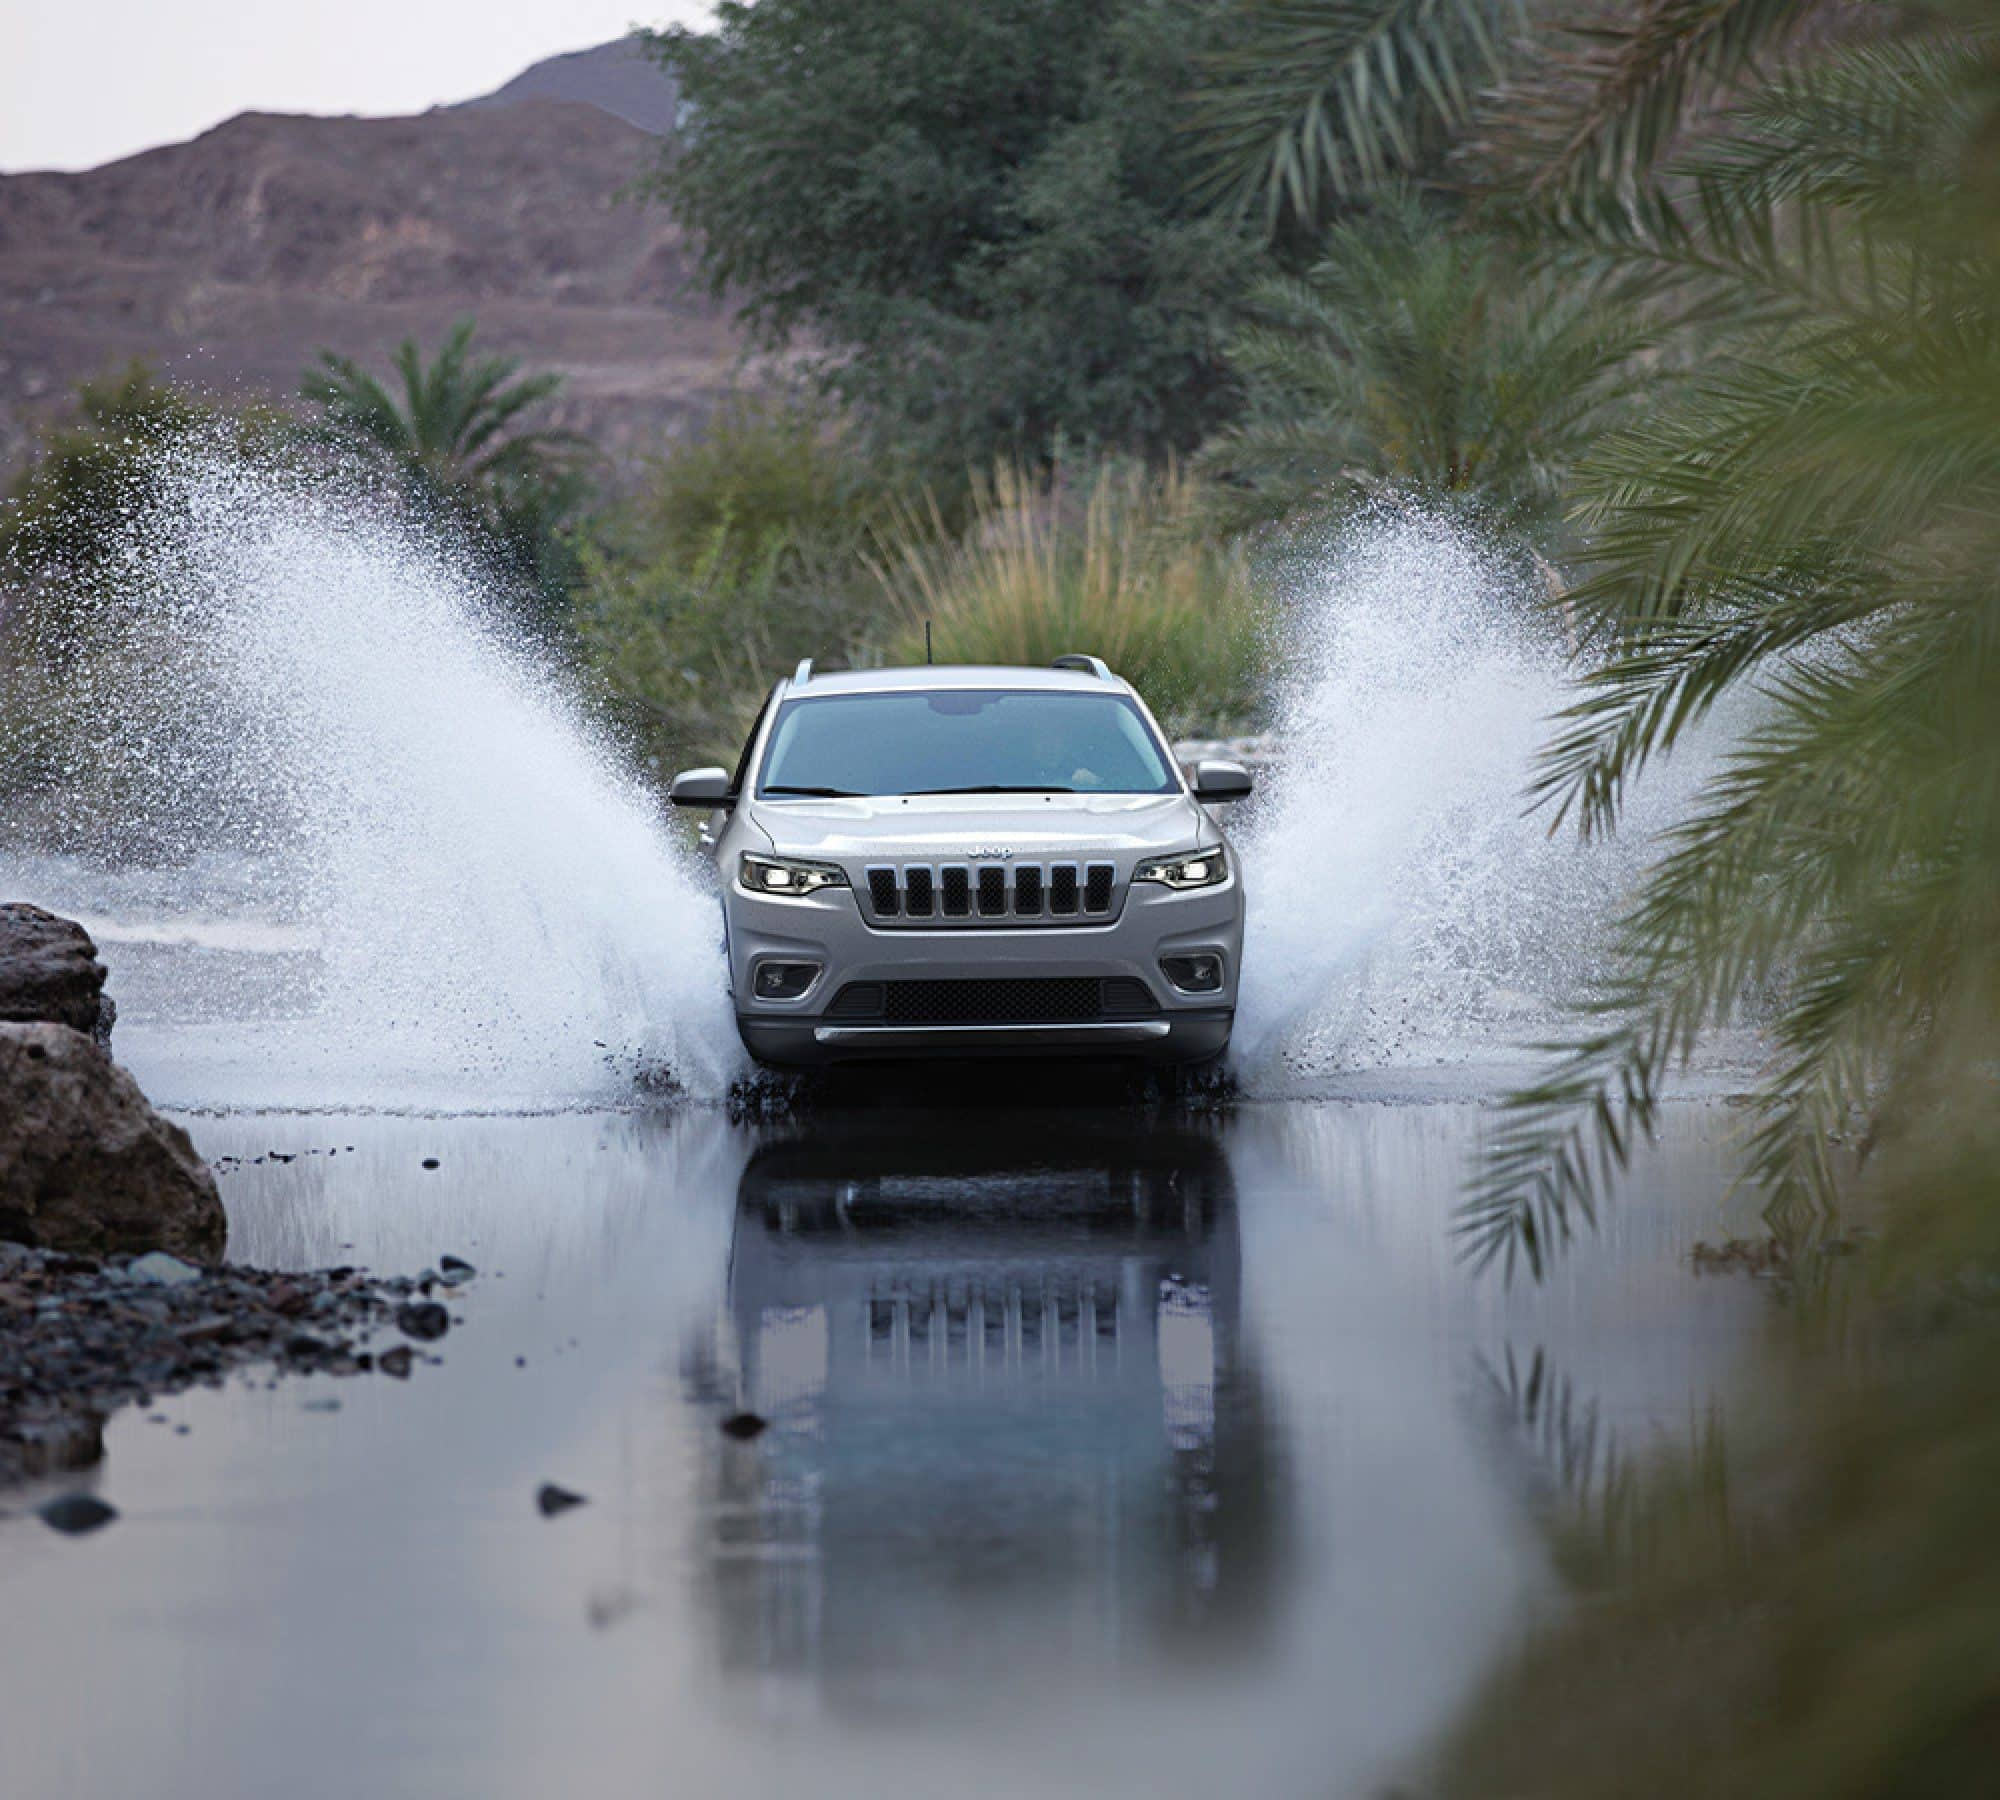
<box><xmin>925</xmin><ymin>619</ymin><xmax>934</xmax><ymax>665</ymax></box>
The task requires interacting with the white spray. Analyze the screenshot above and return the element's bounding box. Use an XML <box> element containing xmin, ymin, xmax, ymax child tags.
<box><xmin>1231</xmin><ymin>506</ymin><xmax>1683</xmax><ymax>1094</ymax></box>
<box><xmin>6</xmin><ymin>452</ymin><xmax>740</xmax><ymax>1110</ymax></box>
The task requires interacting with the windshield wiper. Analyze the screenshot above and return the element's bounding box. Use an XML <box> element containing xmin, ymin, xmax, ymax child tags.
<box><xmin>760</xmin><ymin>784</ymin><xmax>866</xmax><ymax>798</ymax></box>
<box><xmin>905</xmin><ymin>784</ymin><xmax>1077</xmax><ymax>796</ymax></box>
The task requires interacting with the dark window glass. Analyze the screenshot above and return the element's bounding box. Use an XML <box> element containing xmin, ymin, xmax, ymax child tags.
<box><xmin>757</xmin><ymin>690</ymin><xmax>1177</xmax><ymax>798</ymax></box>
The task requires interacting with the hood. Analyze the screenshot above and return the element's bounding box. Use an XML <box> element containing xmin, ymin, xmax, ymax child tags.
<box><xmin>745</xmin><ymin>791</ymin><xmax>1213</xmax><ymax>861</ymax></box>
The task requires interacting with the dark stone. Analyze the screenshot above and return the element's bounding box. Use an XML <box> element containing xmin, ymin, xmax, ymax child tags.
<box><xmin>395</xmin><ymin>1301</ymin><xmax>450</xmax><ymax>1341</ymax></box>
<box><xmin>536</xmin><ymin>1483</ymin><xmax>587</xmax><ymax>1517</ymax></box>
<box><xmin>0</xmin><ymin>904</ymin><xmax>114</xmax><ymax>1048</ymax></box>
<box><xmin>720</xmin><ymin>1411</ymin><xmax>768</xmax><ymax>1441</ymax></box>
<box><xmin>0</xmin><ymin>1023</ymin><xmax>225</xmax><ymax>1261</ymax></box>
<box><xmin>377</xmin><ymin>1344</ymin><xmax>414</xmax><ymax>1379</ymax></box>
<box><xmin>38</xmin><ymin>1492</ymin><xmax>118</xmax><ymax>1534</ymax></box>
<box><xmin>420</xmin><ymin>1158</ymin><xmax>440</xmax><ymax>1170</ymax></box>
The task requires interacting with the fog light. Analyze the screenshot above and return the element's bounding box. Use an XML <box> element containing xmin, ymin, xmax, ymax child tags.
<box><xmin>1160</xmin><ymin>953</ymin><xmax>1224</xmax><ymax>994</ymax></box>
<box><xmin>754</xmin><ymin>961</ymin><xmax>819</xmax><ymax>1001</ymax></box>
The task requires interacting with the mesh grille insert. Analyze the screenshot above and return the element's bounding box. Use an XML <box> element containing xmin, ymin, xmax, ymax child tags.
<box><xmin>941</xmin><ymin>865</ymin><xmax>971</xmax><ymax>916</ymax></box>
<box><xmin>1100</xmin><ymin>976</ymin><xmax>1154</xmax><ymax>1019</ymax></box>
<box><xmin>867</xmin><ymin>869</ymin><xmax>899</xmax><ymax>916</ymax></box>
<box><xmin>1049</xmin><ymin>865</ymin><xmax>1079</xmax><ymax>915</ymax></box>
<box><xmin>1014</xmin><ymin>866</ymin><xmax>1043</xmax><ymax>915</ymax></box>
<box><xmin>1084</xmin><ymin>863</ymin><xmax>1115</xmax><ymax>913</ymax></box>
<box><xmin>905</xmin><ymin>867</ymin><xmax>935</xmax><ymax>916</ymax></box>
<box><xmin>882</xmin><ymin>978</ymin><xmax>1103</xmax><ymax>1025</ymax></box>
<box><xmin>827</xmin><ymin>982</ymin><xmax>885</xmax><ymax>1019</ymax></box>
<box><xmin>976</xmin><ymin>867</ymin><xmax>1008</xmax><ymax>916</ymax></box>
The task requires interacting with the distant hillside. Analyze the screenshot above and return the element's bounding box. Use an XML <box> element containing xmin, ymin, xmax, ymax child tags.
<box><xmin>0</xmin><ymin>47</ymin><xmax>749</xmax><ymax>480</ymax></box>
<box><xmin>457</xmin><ymin>36</ymin><xmax>678</xmax><ymax>135</ymax></box>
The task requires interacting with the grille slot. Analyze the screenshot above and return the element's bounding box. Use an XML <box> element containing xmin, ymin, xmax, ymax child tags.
<box><xmin>976</xmin><ymin>866</ymin><xmax>1008</xmax><ymax>916</ymax></box>
<box><xmin>1084</xmin><ymin>863</ymin><xmax>1115</xmax><ymax>914</ymax></box>
<box><xmin>905</xmin><ymin>866</ymin><xmax>935</xmax><ymax>917</ymax></box>
<box><xmin>867</xmin><ymin>868</ymin><xmax>900</xmax><ymax>917</ymax></box>
<box><xmin>827</xmin><ymin>982</ymin><xmax>885</xmax><ymax>1019</ymax></box>
<box><xmin>941</xmin><ymin>865</ymin><xmax>971</xmax><ymax>916</ymax></box>
<box><xmin>1049</xmin><ymin>864</ymin><xmax>1079</xmax><ymax>916</ymax></box>
<box><xmin>1014</xmin><ymin>866</ymin><xmax>1043</xmax><ymax>915</ymax></box>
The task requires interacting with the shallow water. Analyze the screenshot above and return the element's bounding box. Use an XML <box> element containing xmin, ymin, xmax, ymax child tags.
<box><xmin>0</xmin><ymin>1096</ymin><xmax>1764</xmax><ymax>1800</ymax></box>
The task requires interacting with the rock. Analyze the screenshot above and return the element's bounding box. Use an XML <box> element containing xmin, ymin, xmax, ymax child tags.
<box><xmin>720</xmin><ymin>1411</ymin><xmax>768</xmax><ymax>1441</ymax></box>
<box><xmin>438</xmin><ymin>1255</ymin><xmax>476</xmax><ymax>1285</ymax></box>
<box><xmin>536</xmin><ymin>1483</ymin><xmax>587</xmax><ymax>1517</ymax></box>
<box><xmin>38</xmin><ymin>1492</ymin><xmax>118</xmax><ymax>1535</ymax></box>
<box><xmin>0</xmin><ymin>1023</ymin><xmax>225</xmax><ymax>1262</ymax></box>
<box><xmin>376</xmin><ymin>1345</ymin><xmax>414</xmax><ymax>1379</ymax></box>
<box><xmin>395</xmin><ymin>1300</ymin><xmax>450</xmax><ymax>1341</ymax></box>
<box><xmin>420</xmin><ymin>1158</ymin><xmax>440</xmax><ymax>1170</ymax></box>
<box><xmin>0</xmin><ymin>904</ymin><xmax>114</xmax><ymax>1050</ymax></box>
<box><xmin>123</xmin><ymin>1251</ymin><xmax>202</xmax><ymax>1287</ymax></box>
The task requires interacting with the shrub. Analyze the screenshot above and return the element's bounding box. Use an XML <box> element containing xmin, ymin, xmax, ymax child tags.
<box><xmin>868</xmin><ymin>459</ymin><xmax>1270</xmax><ymax>735</ymax></box>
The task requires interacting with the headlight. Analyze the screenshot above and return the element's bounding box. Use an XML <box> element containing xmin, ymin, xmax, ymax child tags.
<box><xmin>1133</xmin><ymin>849</ymin><xmax>1227</xmax><ymax>890</ymax></box>
<box><xmin>740</xmin><ymin>852</ymin><xmax>849</xmax><ymax>897</ymax></box>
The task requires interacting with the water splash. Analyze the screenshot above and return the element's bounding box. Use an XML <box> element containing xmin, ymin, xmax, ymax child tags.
<box><xmin>1231</xmin><ymin>506</ymin><xmax>1687</xmax><ymax>1094</ymax></box>
<box><xmin>2</xmin><ymin>451</ymin><xmax>739</xmax><ymax>1111</ymax></box>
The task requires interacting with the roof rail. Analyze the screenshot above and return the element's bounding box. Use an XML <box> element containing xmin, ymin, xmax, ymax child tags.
<box><xmin>1051</xmin><ymin>654</ymin><xmax>1113</xmax><ymax>681</ymax></box>
<box><xmin>791</xmin><ymin>657</ymin><xmax>813</xmax><ymax>687</ymax></box>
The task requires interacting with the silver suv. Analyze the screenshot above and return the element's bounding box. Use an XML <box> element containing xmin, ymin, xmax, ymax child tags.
<box><xmin>669</xmin><ymin>657</ymin><xmax>1252</xmax><ymax>1068</ymax></box>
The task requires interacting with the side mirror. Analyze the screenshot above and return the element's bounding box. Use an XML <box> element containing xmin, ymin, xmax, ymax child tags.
<box><xmin>668</xmin><ymin>766</ymin><xmax>734</xmax><ymax>808</ymax></box>
<box><xmin>1191</xmin><ymin>759</ymin><xmax>1253</xmax><ymax>803</ymax></box>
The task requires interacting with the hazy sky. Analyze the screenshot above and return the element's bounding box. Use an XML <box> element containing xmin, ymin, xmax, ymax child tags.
<box><xmin>2</xmin><ymin>1</ymin><xmax>714</xmax><ymax>173</ymax></box>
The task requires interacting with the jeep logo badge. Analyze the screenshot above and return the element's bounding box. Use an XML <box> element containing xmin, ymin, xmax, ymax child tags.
<box><xmin>965</xmin><ymin>847</ymin><xmax>1014</xmax><ymax>860</ymax></box>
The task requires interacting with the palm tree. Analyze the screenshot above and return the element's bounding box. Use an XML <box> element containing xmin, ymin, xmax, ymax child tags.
<box><xmin>1457</xmin><ymin>24</ymin><xmax>2000</xmax><ymax>1273</ymax></box>
<box><xmin>1199</xmin><ymin>193</ymin><xmax>1657</xmax><ymax>537</ymax></box>
<box><xmin>300</xmin><ymin>318</ymin><xmax>593</xmax><ymax>610</ymax></box>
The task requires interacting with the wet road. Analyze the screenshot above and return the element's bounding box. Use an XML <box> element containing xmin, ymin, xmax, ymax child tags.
<box><xmin>0</xmin><ymin>1099</ymin><xmax>1764</xmax><ymax>1799</ymax></box>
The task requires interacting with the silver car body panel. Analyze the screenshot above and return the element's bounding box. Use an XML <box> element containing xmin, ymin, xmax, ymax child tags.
<box><xmin>700</xmin><ymin>664</ymin><xmax>1246</xmax><ymax>1067</ymax></box>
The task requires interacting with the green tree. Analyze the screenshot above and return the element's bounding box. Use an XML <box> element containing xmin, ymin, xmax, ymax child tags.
<box><xmin>645</xmin><ymin>0</ymin><xmax>1256</xmax><ymax>469</ymax></box>
<box><xmin>1200</xmin><ymin>193</ymin><xmax>1656</xmax><ymax>535</ymax></box>
<box><xmin>300</xmin><ymin>318</ymin><xmax>594</xmax><ymax>615</ymax></box>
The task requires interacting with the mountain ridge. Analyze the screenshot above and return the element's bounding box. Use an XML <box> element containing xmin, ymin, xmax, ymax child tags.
<box><xmin>0</xmin><ymin>43</ymin><xmax>746</xmax><ymax>479</ymax></box>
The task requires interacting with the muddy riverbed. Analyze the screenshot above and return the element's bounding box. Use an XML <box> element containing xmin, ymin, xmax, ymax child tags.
<box><xmin>0</xmin><ymin>1093</ymin><xmax>1765</xmax><ymax>1800</ymax></box>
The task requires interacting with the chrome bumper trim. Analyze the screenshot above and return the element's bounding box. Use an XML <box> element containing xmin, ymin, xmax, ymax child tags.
<box><xmin>813</xmin><ymin>1020</ymin><xmax>1172</xmax><ymax>1046</ymax></box>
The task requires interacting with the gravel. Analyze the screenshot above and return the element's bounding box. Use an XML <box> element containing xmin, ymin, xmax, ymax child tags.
<box><xmin>0</xmin><ymin>1239</ymin><xmax>474</xmax><ymax>1484</ymax></box>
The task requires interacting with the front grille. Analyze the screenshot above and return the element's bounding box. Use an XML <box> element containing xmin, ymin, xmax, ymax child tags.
<box><xmin>861</xmin><ymin>860</ymin><xmax>1121</xmax><ymax>927</ymax></box>
<box><xmin>826</xmin><ymin>977</ymin><xmax>1158</xmax><ymax>1026</ymax></box>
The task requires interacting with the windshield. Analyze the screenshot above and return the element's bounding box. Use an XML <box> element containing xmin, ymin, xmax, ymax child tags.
<box><xmin>757</xmin><ymin>689</ymin><xmax>1179</xmax><ymax>798</ymax></box>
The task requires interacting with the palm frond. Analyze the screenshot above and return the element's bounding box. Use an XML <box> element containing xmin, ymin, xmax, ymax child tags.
<box><xmin>1191</xmin><ymin>0</ymin><xmax>1525</xmax><ymax>231</ymax></box>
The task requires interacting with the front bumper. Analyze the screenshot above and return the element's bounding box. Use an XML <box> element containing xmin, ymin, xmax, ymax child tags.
<box><xmin>724</xmin><ymin>874</ymin><xmax>1242</xmax><ymax>1068</ymax></box>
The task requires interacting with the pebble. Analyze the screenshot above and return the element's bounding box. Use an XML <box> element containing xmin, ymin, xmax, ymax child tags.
<box><xmin>720</xmin><ymin>1412</ymin><xmax>769</xmax><ymax>1441</ymax></box>
<box><xmin>536</xmin><ymin>1483</ymin><xmax>588</xmax><ymax>1517</ymax></box>
<box><xmin>377</xmin><ymin>1345</ymin><xmax>414</xmax><ymax>1380</ymax></box>
<box><xmin>123</xmin><ymin>1252</ymin><xmax>202</xmax><ymax>1287</ymax></box>
<box><xmin>394</xmin><ymin>1301</ymin><xmax>450</xmax><ymax>1342</ymax></box>
<box><xmin>38</xmin><ymin>1493</ymin><xmax>118</xmax><ymax>1535</ymax></box>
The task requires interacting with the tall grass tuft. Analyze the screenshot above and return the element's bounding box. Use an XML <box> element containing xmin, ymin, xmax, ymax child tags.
<box><xmin>869</xmin><ymin>460</ymin><xmax>1270</xmax><ymax>735</ymax></box>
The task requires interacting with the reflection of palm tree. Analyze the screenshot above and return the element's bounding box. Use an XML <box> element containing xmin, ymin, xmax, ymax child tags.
<box><xmin>300</xmin><ymin>318</ymin><xmax>593</xmax><ymax>613</ymax></box>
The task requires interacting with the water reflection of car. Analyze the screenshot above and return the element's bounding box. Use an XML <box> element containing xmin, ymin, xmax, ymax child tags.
<box><xmin>667</xmin><ymin>659</ymin><xmax>1253</xmax><ymax>1069</ymax></box>
<box><xmin>682</xmin><ymin>1115</ymin><xmax>1284</xmax><ymax>1713</ymax></box>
